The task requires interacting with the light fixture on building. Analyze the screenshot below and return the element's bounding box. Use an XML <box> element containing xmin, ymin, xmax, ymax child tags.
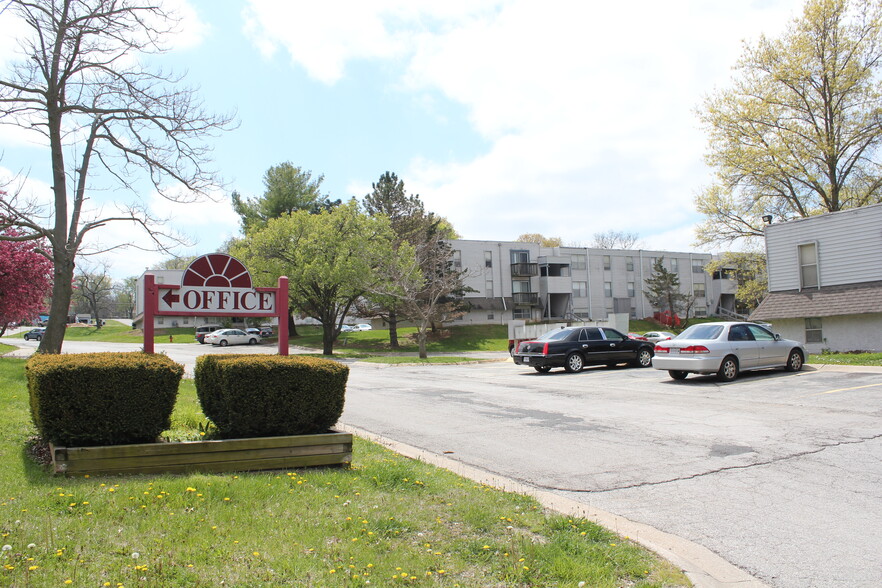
<box><xmin>762</xmin><ymin>214</ymin><xmax>773</xmax><ymax>224</ymax></box>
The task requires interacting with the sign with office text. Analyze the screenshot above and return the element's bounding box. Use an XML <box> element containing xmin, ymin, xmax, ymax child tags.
<box><xmin>156</xmin><ymin>254</ymin><xmax>276</xmax><ymax>316</ymax></box>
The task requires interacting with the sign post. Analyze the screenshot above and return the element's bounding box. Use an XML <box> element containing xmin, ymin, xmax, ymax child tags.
<box><xmin>142</xmin><ymin>254</ymin><xmax>288</xmax><ymax>355</ymax></box>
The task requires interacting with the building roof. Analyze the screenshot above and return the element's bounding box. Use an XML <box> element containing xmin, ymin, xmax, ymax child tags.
<box><xmin>750</xmin><ymin>280</ymin><xmax>882</xmax><ymax>320</ymax></box>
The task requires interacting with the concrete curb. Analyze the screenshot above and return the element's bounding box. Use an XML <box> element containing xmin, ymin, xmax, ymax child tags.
<box><xmin>339</xmin><ymin>423</ymin><xmax>771</xmax><ymax>588</ymax></box>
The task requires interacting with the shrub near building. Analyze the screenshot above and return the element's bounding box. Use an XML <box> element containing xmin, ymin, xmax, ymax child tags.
<box><xmin>195</xmin><ymin>355</ymin><xmax>348</xmax><ymax>439</ymax></box>
<box><xmin>27</xmin><ymin>352</ymin><xmax>184</xmax><ymax>447</ymax></box>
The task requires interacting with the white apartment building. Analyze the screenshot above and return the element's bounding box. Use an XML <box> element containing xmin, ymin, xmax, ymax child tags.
<box><xmin>448</xmin><ymin>240</ymin><xmax>737</xmax><ymax>325</ymax></box>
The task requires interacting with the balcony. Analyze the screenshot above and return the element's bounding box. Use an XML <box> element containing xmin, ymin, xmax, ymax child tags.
<box><xmin>512</xmin><ymin>292</ymin><xmax>539</xmax><ymax>305</ymax></box>
<box><xmin>511</xmin><ymin>262</ymin><xmax>538</xmax><ymax>277</ymax></box>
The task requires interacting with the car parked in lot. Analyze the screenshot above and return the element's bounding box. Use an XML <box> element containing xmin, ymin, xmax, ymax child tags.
<box><xmin>195</xmin><ymin>325</ymin><xmax>223</xmax><ymax>344</ymax></box>
<box><xmin>353</xmin><ymin>324</ymin><xmax>372</xmax><ymax>331</ymax></box>
<box><xmin>651</xmin><ymin>321</ymin><xmax>805</xmax><ymax>382</ymax></box>
<box><xmin>513</xmin><ymin>326</ymin><xmax>655</xmax><ymax>373</ymax></box>
<box><xmin>245</xmin><ymin>328</ymin><xmax>262</xmax><ymax>338</ymax></box>
<box><xmin>259</xmin><ymin>327</ymin><xmax>273</xmax><ymax>338</ymax></box>
<box><xmin>204</xmin><ymin>328</ymin><xmax>259</xmax><ymax>347</ymax></box>
<box><xmin>643</xmin><ymin>331</ymin><xmax>676</xmax><ymax>343</ymax></box>
<box><xmin>23</xmin><ymin>328</ymin><xmax>46</xmax><ymax>341</ymax></box>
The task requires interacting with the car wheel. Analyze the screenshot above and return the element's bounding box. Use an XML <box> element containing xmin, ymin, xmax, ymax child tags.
<box><xmin>717</xmin><ymin>356</ymin><xmax>739</xmax><ymax>382</ymax></box>
<box><xmin>249</xmin><ymin>338</ymin><xmax>257</xmax><ymax>345</ymax></box>
<box><xmin>534</xmin><ymin>366</ymin><xmax>552</xmax><ymax>373</ymax></box>
<box><xmin>668</xmin><ymin>370</ymin><xmax>688</xmax><ymax>380</ymax></box>
<box><xmin>36</xmin><ymin>336</ymin><xmax>41</xmax><ymax>341</ymax></box>
<box><xmin>785</xmin><ymin>349</ymin><xmax>804</xmax><ymax>372</ymax></box>
<box><xmin>198</xmin><ymin>340</ymin><xmax>205</xmax><ymax>345</ymax></box>
<box><xmin>564</xmin><ymin>353</ymin><xmax>584</xmax><ymax>373</ymax></box>
<box><xmin>219</xmin><ymin>340</ymin><xmax>228</xmax><ymax>347</ymax></box>
<box><xmin>633</xmin><ymin>348</ymin><xmax>653</xmax><ymax>368</ymax></box>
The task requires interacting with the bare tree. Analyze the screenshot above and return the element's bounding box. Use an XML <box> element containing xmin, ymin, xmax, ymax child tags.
<box><xmin>0</xmin><ymin>0</ymin><xmax>235</xmax><ymax>353</ymax></box>
<box><xmin>591</xmin><ymin>231</ymin><xmax>641</xmax><ymax>249</ymax></box>
<box><xmin>74</xmin><ymin>263</ymin><xmax>114</xmax><ymax>329</ymax></box>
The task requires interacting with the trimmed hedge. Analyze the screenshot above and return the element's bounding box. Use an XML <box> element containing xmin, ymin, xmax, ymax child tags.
<box><xmin>27</xmin><ymin>352</ymin><xmax>184</xmax><ymax>447</ymax></box>
<box><xmin>194</xmin><ymin>355</ymin><xmax>348</xmax><ymax>438</ymax></box>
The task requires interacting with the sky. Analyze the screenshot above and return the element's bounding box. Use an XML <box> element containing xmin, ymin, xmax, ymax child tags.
<box><xmin>0</xmin><ymin>0</ymin><xmax>806</xmax><ymax>280</ymax></box>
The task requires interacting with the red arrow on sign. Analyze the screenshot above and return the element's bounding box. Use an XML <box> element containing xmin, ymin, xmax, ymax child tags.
<box><xmin>161</xmin><ymin>290</ymin><xmax>180</xmax><ymax>306</ymax></box>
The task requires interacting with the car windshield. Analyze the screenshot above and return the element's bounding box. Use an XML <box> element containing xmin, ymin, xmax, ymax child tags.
<box><xmin>537</xmin><ymin>329</ymin><xmax>575</xmax><ymax>341</ymax></box>
<box><xmin>677</xmin><ymin>324</ymin><xmax>724</xmax><ymax>340</ymax></box>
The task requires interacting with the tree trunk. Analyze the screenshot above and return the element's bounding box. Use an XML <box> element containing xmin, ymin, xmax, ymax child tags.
<box><xmin>417</xmin><ymin>328</ymin><xmax>428</xmax><ymax>359</ymax></box>
<box><xmin>287</xmin><ymin>305</ymin><xmax>298</xmax><ymax>337</ymax></box>
<box><xmin>39</xmin><ymin>254</ymin><xmax>75</xmax><ymax>354</ymax></box>
<box><xmin>388</xmin><ymin>309</ymin><xmax>399</xmax><ymax>349</ymax></box>
<box><xmin>322</xmin><ymin>323</ymin><xmax>335</xmax><ymax>355</ymax></box>
<box><xmin>0</xmin><ymin>323</ymin><xmax>7</xmax><ymax>338</ymax></box>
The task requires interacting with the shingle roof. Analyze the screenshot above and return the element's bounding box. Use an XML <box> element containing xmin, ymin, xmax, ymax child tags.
<box><xmin>750</xmin><ymin>281</ymin><xmax>882</xmax><ymax>320</ymax></box>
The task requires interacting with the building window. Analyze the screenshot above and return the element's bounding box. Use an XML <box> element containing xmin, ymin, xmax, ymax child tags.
<box><xmin>513</xmin><ymin>308</ymin><xmax>531</xmax><ymax>319</ymax></box>
<box><xmin>452</xmin><ymin>250</ymin><xmax>462</xmax><ymax>269</ymax></box>
<box><xmin>805</xmin><ymin>318</ymin><xmax>823</xmax><ymax>343</ymax></box>
<box><xmin>511</xmin><ymin>249</ymin><xmax>529</xmax><ymax>264</ymax></box>
<box><xmin>694</xmin><ymin>283</ymin><xmax>706</xmax><ymax>298</ymax></box>
<box><xmin>692</xmin><ymin>259</ymin><xmax>704</xmax><ymax>273</ymax></box>
<box><xmin>626</xmin><ymin>257</ymin><xmax>634</xmax><ymax>271</ymax></box>
<box><xmin>485</xmin><ymin>251</ymin><xmax>493</xmax><ymax>268</ymax></box>
<box><xmin>603</xmin><ymin>255</ymin><xmax>611</xmax><ymax>270</ymax></box>
<box><xmin>485</xmin><ymin>279</ymin><xmax>494</xmax><ymax>298</ymax></box>
<box><xmin>571</xmin><ymin>254</ymin><xmax>586</xmax><ymax>270</ymax></box>
<box><xmin>512</xmin><ymin>279</ymin><xmax>530</xmax><ymax>293</ymax></box>
<box><xmin>695</xmin><ymin>306</ymin><xmax>707</xmax><ymax>317</ymax></box>
<box><xmin>572</xmin><ymin>281</ymin><xmax>587</xmax><ymax>298</ymax></box>
<box><xmin>183</xmin><ymin>317</ymin><xmax>189</xmax><ymax>325</ymax></box>
<box><xmin>650</xmin><ymin>256</ymin><xmax>658</xmax><ymax>267</ymax></box>
<box><xmin>630</xmin><ymin>306</ymin><xmax>637</xmax><ymax>319</ymax></box>
<box><xmin>627</xmin><ymin>281</ymin><xmax>635</xmax><ymax>297</ymax></box>
<box><xmin>487</xmin><ymin>312</ymin><xmax>494</xmax><ymax>320</ymax></box>
<box><xmin>603</xmin><ymin>281</ymin><xmax>612</xmax><ymax>297</ymax></box>
<box><xmin>671</xmin><ymin>258</ymin><xmax>679</xmax><ymax>273</ymax></box>
<box><xmin>799</xmin><ymin>243</ymin><xmax>819</xmax><ymax>289</ymax></box>
<box><xmin>157</xmin><ymin>317</ymin><xmax>164</xmax><ymax>325</ymax></box>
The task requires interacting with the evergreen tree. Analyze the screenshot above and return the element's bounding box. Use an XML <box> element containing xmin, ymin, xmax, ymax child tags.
<box><xmin>643</xmin><ymin>257</ymin><xmax>689</xmax><ymax>316</ymax></box>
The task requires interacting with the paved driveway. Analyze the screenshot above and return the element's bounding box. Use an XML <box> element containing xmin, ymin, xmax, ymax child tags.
<box><xmin>341</xmin><ymin>360</ymin><xmax>882</xmax><ymax>588</ymax></box>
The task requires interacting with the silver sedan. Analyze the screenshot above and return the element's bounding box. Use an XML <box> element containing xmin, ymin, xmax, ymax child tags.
<box><xmin>651</xmin><ymin>321</ymin><xmax>806</xmax><ymax>381</ymax></box>
<box><xmin>203</xmin><ymin>328</ymin><xmax>259</xmax><ymax>347</ymax></box>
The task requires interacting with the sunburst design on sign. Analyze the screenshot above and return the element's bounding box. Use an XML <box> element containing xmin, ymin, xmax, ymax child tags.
<box><xmin>182</xmin><ymin>254</ymin><xmax>253</xmax><ymax>288</ymax></box>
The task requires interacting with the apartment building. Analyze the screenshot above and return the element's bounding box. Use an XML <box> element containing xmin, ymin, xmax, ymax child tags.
<box><xmin>750</xmin><ymin>203</ymin><xmax>882</xmax><ymax>352</ymax></box>
<box><xmin>448</xmin><ymin>240</ymin><xmax>735</xmax><ymax>325</ymax></box>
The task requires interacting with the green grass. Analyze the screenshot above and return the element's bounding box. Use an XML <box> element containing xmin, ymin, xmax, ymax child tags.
<box><xmin>808</xmin><ymin>351</ymin><xmax>882</xmax><ymax>366</ymax></box>
<box><xmin>0</xmin><ymin>358</ymin><xmax>689</xmax><ymax>587</ymax></box>
<box><xmin>12</xmin><ymin>320</ymin><xmax>198</xmax><ymax>345</ymax></box>
<box><xmin>0</xmin><ymin>343</ymin><xmax>14</xmax><ymax>356</ymax></box>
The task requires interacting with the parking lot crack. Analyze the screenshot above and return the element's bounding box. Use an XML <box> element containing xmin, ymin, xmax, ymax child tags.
<box><xmin>545</xmin><ymin>433</ymin><xmax>882</xmax><ymax>494</ymax></box>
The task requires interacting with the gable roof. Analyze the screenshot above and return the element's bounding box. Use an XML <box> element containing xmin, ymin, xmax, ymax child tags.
<box><xmin>750</xmin><ymin>280</ymin><xmax>882</xmax><ymax>320</ymax></box>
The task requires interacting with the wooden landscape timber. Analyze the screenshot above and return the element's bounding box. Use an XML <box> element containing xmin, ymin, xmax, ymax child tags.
<box><xmin>50</xmin><ymin>430</ymin><xmax>352</xmax><ymax>475</ymax></box>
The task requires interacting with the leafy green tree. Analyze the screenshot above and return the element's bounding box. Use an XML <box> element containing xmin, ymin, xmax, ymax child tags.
<box><xmin>157</xmin><ymin>255</ymin><xmax>198</xmax><ymax>270</ymax></box>
<box><xmin>232</xmin><ymin>163</ymin><xmax>339</xmax><ymax>234</ymax></box>
<box><xmin>232</xmin><ymin>200</ymin><xmax>399</xmax><ymax>355</ymax></box>
<box><xmin>361</xmin><ymin>171</ymin><xmax>456</xmax><ymax>348</ymax></box>
<box><xmin>516</xmin><ymin>233</ymin><xmax>564</xmax><ymax>247</ymax></box>
<box><xmin>705</xmin><ymin>252</ymin><xmax>768</xmax><ymax>314</ymax></box>
<box><xmin>116</xmin><ymin>277</ymin><xmax>139</xmax><ymax>320</ymax></box>
<box><xmin>696</xmin><ymin>0</ymin><xmax>882</xmax><ymax>246</ymax></box>
<box><xmin>643</xmin><ymin>257</ymin><xmax>689</xmax><ymax>317</ymax></box>
<box><xmin>0</xmin><ymin>0</ymin><xmax>234</xmax><ymax>353</ymax></box>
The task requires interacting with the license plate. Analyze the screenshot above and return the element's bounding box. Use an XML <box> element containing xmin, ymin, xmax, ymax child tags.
<box><xmin>523</xmin><ymin>357</ymin><xmax>530</xmax><ymax>363</ymax></box>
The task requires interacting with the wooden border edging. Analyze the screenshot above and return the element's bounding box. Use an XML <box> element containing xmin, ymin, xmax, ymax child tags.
<box><xmin>50</xmin><ymin>430</ymin><xmax>352</xmax><ymax>475</ymax></box>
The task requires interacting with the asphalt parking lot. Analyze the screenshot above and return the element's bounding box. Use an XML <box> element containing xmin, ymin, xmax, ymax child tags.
<box><xmin>342</xmin><ymin>360</ymin><xmax>882</xmax><ymax>588</ymax></box>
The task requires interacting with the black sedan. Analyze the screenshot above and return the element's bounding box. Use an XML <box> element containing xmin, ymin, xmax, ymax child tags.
<box><xmin>513</xmin><ymin>326</ymin><xmax>654</xmax><ymax>373</ymax></box>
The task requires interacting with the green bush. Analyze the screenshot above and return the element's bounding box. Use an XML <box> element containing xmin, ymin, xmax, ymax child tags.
<box><xmin>194</xmin><ymin>355</ymin><xmax>348</xmax><ymax>438</ymax></box>
<box><xmin>27</xmin><ymin>352</ymin><xmax>184</xmax><ymax>447</ymax></box>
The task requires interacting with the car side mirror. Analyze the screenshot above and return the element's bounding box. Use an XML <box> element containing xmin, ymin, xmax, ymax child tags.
<box><xmin>774</xmin><ymin>333</ymin><xmax>781</xmax><ymax>341</ymax></box>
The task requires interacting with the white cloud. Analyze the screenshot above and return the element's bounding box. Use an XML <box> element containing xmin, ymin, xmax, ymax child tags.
<box><xmin>241</xmin><ymin>1</ymin><xmax>802</xmax><ymax>251</ymax></box>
